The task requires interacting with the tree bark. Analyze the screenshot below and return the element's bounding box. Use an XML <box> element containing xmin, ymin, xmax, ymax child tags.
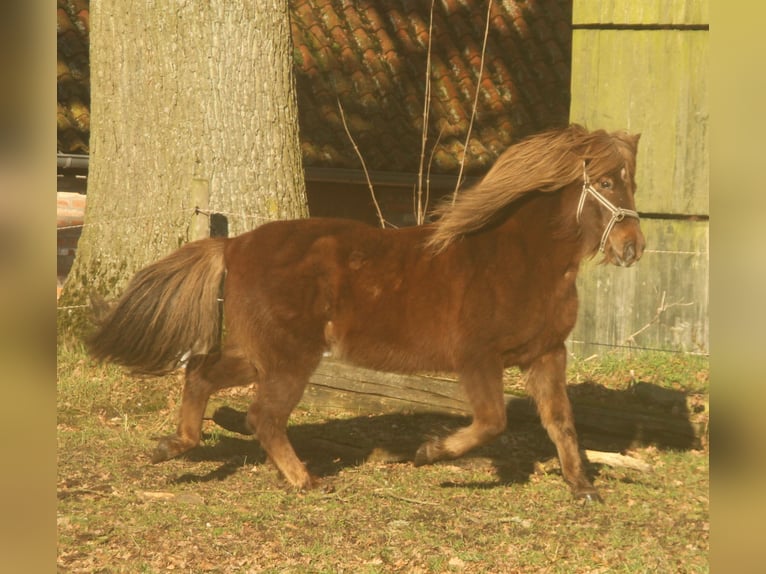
<box><xmin>60</xmin><ymin>0</ymin><xmax>307</xmax><ymax>321</ymax></box>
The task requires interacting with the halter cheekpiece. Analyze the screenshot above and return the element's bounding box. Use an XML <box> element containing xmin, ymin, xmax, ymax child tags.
<box><xmin>576</xmin><ymin>161</ymin><xmax>640</xmax><ymax>252</ymax></box>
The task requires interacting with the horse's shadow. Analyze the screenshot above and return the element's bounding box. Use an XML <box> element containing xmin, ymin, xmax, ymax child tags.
<box><xmin>171</xmin><ymin>380</ymin><xmax>706</xmax><ymax>488</ymax></box>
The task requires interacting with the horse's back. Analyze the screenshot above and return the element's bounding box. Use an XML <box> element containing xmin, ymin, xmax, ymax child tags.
<box><xmin>223</xmin><ymin>216</ymin><xmax>384</xmax><ymax>313</ymax></box>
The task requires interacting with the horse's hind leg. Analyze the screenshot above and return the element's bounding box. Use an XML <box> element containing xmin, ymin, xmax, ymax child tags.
<box><xmin>414</xmin><ymin>359</ymin><xmax>507</xmax><ymax>465</ymax></box>
<box><xmin>151</xmin><ymin>346</ymin><xmax>255</xmax><ymax>463</ymax></box>
<box><xmin>245</xmin><ymin>369</ymin><xmax>317</xmax><ymax>490</ymax></box>
<box><xmin>525</xmin><ymin>345</ymin><xmax>601</xmax><ymax>502</ymax></box>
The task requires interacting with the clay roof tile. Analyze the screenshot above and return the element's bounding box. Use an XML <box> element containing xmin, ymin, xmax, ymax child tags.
<box><xmin>57</xmin><ymin>0</ymin><xmax>572</xmax><ymax>174</ymax></box>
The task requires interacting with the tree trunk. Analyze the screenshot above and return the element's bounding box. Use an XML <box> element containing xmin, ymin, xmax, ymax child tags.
<box><xmin>60</xmin><ymin>0</ymin><xmax>307</xmax><ymax>323</ymax></box>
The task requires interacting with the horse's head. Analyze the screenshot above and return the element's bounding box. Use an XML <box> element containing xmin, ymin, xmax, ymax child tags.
<box><xmin>577</xmin><ymin>131</ymin><xmax>645</xmax><ymax>267</ymax></box>
<box><xmin>425</xmin><ymin>124</ymin><xmax>647</xmax><ymax>260</ymax></box>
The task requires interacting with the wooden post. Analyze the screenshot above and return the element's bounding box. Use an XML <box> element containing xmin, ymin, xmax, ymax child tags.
<box><xmin>190</xmin><ymin>178</ymin><xmax>210</xmax><ymax>241</ymax></box>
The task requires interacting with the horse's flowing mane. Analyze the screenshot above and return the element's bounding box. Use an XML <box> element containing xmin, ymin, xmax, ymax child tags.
<box><xmin>426</xmin><ymin>124</ymin><xmax>639</xmax><ymax>252</ymax></box>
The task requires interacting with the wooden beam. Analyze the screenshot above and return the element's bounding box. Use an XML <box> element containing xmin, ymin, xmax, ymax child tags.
<box><xmin>304</xmin><ymin>166</ymin><xmax>479</xmax><ymax>191</ymax></box>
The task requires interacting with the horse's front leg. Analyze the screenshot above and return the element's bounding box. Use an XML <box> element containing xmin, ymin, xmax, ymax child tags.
<box><xmin>414</xmin><ymin>359</ymin><xmax>506</xmax><ymax>465</ymax></box>
<box><xmin>525</xmin><ymin>345</ymin><xmax>601</xmax><ymax>502</ymax></box>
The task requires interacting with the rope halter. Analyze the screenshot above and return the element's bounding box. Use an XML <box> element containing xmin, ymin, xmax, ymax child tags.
<box><xmin>576</xmin><ymin>162</ymin><xmax>640</xmax><ymax>252</ymax></box>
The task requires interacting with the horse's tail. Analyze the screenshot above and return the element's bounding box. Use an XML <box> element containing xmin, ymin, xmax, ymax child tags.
<box><xmin>86</xmin><ymin>237</ymin><xmax>227</xmax><ymax>376</ymax></box>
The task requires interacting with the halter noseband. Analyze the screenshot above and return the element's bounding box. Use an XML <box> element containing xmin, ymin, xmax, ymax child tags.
<box><xmin>576</xmin><ymin>162</ymin><xmax>640</xmax><ymax>252</ymax></box>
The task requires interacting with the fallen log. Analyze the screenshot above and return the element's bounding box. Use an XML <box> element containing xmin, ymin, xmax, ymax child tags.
<box><xmin>301</xmin><ymin>358</ymin><xmax>705</xmax><ymax>450</ymax></box>
<box><xmin>304</xmin><ymin>357</ymin><xmax>469</xmax><ymax>415</ymax></box>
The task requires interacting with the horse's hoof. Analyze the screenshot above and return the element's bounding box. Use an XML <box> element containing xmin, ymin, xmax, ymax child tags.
<box><xmin>212</xmin><ymin>406</ymin><xmax>252</xmax><ymax>435</ymax></box>
<box><xmin>576</xmin><ymin>490</ymin><xmax>604</xmax><ymax>504</ymax></box>
<box><xmin>413</xmin><ymin>442</ymin><xmax>440</xmax><ymax>467</ymax></box>
<box><xmin>285</xmin><ymin>473</ymin><xmax>323</xmax><ymax>492</ymax></box>
<box><xmin>150</xmin><ymin>441</ymin><xmax>174</xmax><ymax>464</ymax></box>
<box><xmin>150</xmin><ymin>436</ymin><xmax>191</xmax><ymax>463</ymax></box>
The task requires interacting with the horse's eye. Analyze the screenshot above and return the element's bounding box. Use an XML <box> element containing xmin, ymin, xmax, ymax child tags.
<box><xmin>599</xmin><ymin>179</ymin><xmax>612</xmax><ymax>189</ymax></box>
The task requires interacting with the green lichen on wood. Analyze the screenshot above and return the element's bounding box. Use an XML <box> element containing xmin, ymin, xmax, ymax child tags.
<box><xmin>573</xmin><ymin>0</ymin><xmax>709</xmax><ymax>26</ymax></box>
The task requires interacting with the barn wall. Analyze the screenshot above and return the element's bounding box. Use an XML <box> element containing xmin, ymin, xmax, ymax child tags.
<box><xmin>568</xmin><ymin>0</ymin><xmax>709</xmax><ymax>355</ymax></box>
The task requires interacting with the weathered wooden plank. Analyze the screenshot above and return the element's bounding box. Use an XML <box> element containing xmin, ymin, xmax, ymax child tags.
<box><xmin>304</xmin><ymin>359</ymin><xmax>468</xmax><ymax>415</ymax></box>
<box><xmin>573</xmin><ymin>0</ymin><xmax>709</xmax><ymax>26</ymax></box>
<box><xmin>570</xmin><ymin>29</ymin><xmax>709</xmax><ymax>215</ymax></box>
<box><xmin>570</xmin><ymin>219</ymin><xmax>709</xmax><ymax>356</ymax></box>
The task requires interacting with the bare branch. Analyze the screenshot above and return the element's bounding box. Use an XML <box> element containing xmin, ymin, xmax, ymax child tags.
<box><xmin>421</xmin><ymin>126</ymin><xmax>445</xmax><ymax>224</ymax></box>
<box><xmin>336</xmin><ymin>98</ymin><xmax>388</xmax><ymax>228</ymax></box>
<box><xmin>452</xmin><ymin>0</ymin><xmax>493</xmax><ymax>205</ymax></box>
<box><xmin>624</xmin><ymin>290</ymin><xmax>695</xmax><ymax>346</ymax></box>
<box><xmin>416</xmin><ymin>0</ymin><xmax>437</xmax><ymax>225</ymax></box>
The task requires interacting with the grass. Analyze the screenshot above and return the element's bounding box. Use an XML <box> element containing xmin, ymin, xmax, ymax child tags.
<box><xmin>567</xmin><ymin>349</ymin><xmax>709</xmax><ymax>393</ymax></box>
<box><xmin>57</xmin><ymin>338</ymin><xmax>708</xmax><ymax>573</ymax></box>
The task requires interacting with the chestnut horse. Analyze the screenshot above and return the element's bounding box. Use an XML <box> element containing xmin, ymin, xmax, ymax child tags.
<box><xmin>88</xmin><ymin>124</ymin><xmax>644</xmax><ymax>502</ymax></box>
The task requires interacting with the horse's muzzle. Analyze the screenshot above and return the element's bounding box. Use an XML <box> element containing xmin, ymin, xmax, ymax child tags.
<box><xmin>610</xmin><ymin>237</ymin><xmax>645</xmax><ymax>267</ymax></box>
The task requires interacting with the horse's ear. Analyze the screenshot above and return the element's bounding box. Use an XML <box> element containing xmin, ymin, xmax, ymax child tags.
<box><xmin>614</xmin><ymin>131</ymin><xmax>641</xmax><ymax>153</ymax></box>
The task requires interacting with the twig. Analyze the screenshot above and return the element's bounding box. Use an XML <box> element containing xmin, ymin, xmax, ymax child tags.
<box><xmin>415</xmin><ymin>0</ymin><xmax>437</xmax><ymax>225</ymax></box>
<box><xmin>422</xmin><ymin>126</ymin><xmax>445</xmax><ymax>224</ymax></box>
<box><xmin>336</xmin><ymin>98</ymin><xmax>388</xmax><ymax>228</ymax></box>
<box><xmin>413</xmin><ymin>126</ymin><xmax>446</xmax><ymax>225</ymax></box>
<box><xmin>624</xmin><ymin>290</ymin><xmax>695</xmax><ymax>345</ymax></box>
<box><xmin>583</xmin><ymin>450</ymin><xmax>652</xmax><ymax>473</ymax></box>
<box><xmin>452</xmin><ymin>0</ymin><xmax>493</xmax><ymax>205</ymax></box>
<box><xmin>374</xmin><ymin>488</ymin><xmax>440</xmax><ymax>506</ymax></box>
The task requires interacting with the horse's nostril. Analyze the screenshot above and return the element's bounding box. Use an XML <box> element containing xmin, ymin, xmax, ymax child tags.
<box><xmin>623</xmin><ymin>242</ymin><xmax>635</xmax><ymax>264</ymax></box>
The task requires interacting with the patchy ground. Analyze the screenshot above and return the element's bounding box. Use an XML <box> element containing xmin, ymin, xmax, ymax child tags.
<box><xmin>58</xmin><ymin>342</ymin><xmax>708</xmax><ymax>573</ymax></box>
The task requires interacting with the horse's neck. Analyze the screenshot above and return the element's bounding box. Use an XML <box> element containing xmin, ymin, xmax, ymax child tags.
<box><xmin>499</xmin><ymin>188</ymin><xmax>586</xmax><ymax>270</ymax></box>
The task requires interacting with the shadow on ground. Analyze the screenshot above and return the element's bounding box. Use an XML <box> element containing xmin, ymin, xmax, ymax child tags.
<box><xmin>171</xmin><ymin>380</ymin><xmax>706</xmax><ymax>488</ymax></box>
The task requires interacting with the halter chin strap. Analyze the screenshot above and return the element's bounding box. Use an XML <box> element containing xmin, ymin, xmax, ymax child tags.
<box><xmin>577</xmin><ymin>162</ymin><xmax>640</xmax><ymax>252</ymax></box>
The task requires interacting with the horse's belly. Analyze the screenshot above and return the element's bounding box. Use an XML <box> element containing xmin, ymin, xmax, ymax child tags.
<box><xmin>322</xmin><ymin>317</ymin><xmax>454</xmax><ymax>374</ymax></box>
